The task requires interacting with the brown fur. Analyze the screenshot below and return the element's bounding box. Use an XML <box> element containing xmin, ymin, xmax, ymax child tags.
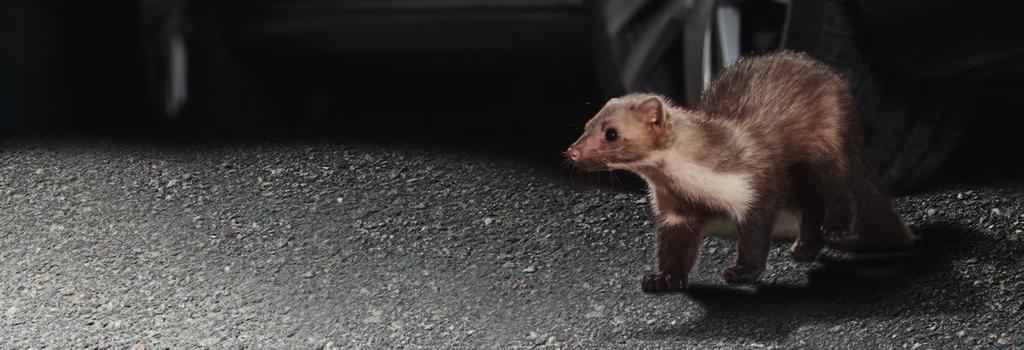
<box><xmin>567</xmin><ymin>51</ymin><xmax>916</xmax><ymax>291</ymax></box>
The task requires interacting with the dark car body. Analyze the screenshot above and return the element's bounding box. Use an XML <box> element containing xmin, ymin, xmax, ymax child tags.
<box><xmin>7</xmin><ymin>0</ymin><xmax>1021</xmax><ymax>124</ymax></box>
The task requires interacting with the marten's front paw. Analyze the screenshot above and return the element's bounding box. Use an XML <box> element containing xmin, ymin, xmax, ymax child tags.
<box><xmin>720</xmin><ymin>265</ymin><xmax>762</xmax><ymax>284</ymax></box>
<box><xmin>640</xmin><ymin>272</ymin><xmax>687</xmax><ymax>293</ymax></box>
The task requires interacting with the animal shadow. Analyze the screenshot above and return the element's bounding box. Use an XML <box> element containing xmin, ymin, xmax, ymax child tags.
<box><xmin>636</xmin><ymin>221</ymin><xmax>992</xmax><ymax>342</ymax></box>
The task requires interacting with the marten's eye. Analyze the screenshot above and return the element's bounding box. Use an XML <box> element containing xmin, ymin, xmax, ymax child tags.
<box><xmin>604</xmin><ymin>128</ymin><xmax>619</xmax><ymax>142</ymax></box>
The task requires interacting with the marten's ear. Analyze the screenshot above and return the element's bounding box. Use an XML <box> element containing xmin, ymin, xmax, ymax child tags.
<box><xmin>636</xmin><ymin>96</ymin><xmax>666</xmax><ymax>130</ymax></box>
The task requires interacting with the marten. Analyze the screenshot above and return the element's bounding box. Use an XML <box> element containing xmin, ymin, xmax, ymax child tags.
<box><xmin>566</xmin><ymin>51</ymin><xmax>917</xmax><ymax>292</ymax></box>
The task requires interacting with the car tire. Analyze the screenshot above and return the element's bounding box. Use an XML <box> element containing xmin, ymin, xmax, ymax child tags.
<box><xmin>787</xmin><ymin>0</ymin><xmax>973</xmax><ymax>193</ymax></box>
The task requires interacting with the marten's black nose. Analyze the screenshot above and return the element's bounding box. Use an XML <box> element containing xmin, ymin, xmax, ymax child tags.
<box><xmin>566</xmin><ymin>147</ymin><xmax>581</xmax><ymax>162</ymax></box>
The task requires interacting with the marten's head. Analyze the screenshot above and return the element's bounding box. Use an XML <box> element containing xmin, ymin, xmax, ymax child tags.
<box><xmin>566</xmin><ymin>94</ymin><xmax>675</xmax><ymax>171</ymax></box>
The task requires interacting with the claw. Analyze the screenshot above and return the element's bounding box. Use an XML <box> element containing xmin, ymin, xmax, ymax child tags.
<box><xmin>640</xmin><ymin>272</ymin><xmax>687</xmax><ymax>293</ymax></box>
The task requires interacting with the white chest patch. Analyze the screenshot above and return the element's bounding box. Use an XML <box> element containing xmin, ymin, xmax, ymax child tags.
<box><xmin>660</xmin><ymin>155</ymin><xmax>755</xmax><ymax>221</ymax></box>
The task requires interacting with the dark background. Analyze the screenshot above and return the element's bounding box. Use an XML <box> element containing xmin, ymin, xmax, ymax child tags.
<box><xmin>1</xmin><ymin>0</ymin><xmax>1022</xmax><ymax>188</ymax></box>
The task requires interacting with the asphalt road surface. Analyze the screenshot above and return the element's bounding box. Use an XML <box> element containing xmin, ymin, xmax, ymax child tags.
<box><xmin>1</xmin><ymin>133</ymin><xmax>1021</xmax><ymax>349</ymax></box>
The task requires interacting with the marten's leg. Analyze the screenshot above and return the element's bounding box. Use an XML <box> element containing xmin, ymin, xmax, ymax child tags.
<box><xmin>789</xmin><ymin>164</ymin><xmax>826</xmax><ymax>261</ymax></box>
<box><xmin>790</xmin><ymin>201</ymin><xmax>826</xmax><ymax>262</ymax></box>
<box><xmin>806</xmin><ymin>156</ymin><xmax>857</xmax><ymax>243</ymax></box>
<box><xmin>721</xmin><ymin>189</ymin><xmax>779</xmax><ymax>284</ymax></box>
<box><xmin>642</xmin><ymin>220</ymin><xmax>703</xmax><ymax>292</ymax></box>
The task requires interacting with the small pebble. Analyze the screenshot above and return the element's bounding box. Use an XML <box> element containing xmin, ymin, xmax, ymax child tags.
<box><xmin>534</xmin><ymin>337</ymin><xmax>546</xmax><ymax>346</ymax></box>
<box><xmin>523</xmin><ymin>266</ymin><xmax>536</xmax><ymax>273</ymax></box>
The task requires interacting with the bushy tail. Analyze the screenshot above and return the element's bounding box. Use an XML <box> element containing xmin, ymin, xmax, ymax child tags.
<box><xmin>833</xmin><ymin>154</ymin><xmax>917</xmax><ymax>252</ymax></box>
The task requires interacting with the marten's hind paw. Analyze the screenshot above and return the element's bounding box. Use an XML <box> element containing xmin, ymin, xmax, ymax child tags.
<box><xmin>720</xmin><ymin>265</ymin><xmax>762</xmax><ymax>284</ymax></box>
<box><xmin>823</xmin><ymin>229</ymin><xmax>859</xmax><ymax>246</ymax></box>
<box><xmin>821</xmin><ymin>201</ymin><xmax>855</xmax><ymax>240</ymax></box>
<box><xmin>789</xmin><ymin>240</ymin><xmax>824</xmax><ymax>262</ymax></box>
<box><xmin>641</xmin><ymin>272</ymin><xmax>687</xmax><ymax>293</ymax></box>
<box><xmin>820</xmin><ymin>215</ymin><xmax>854</xmax><ymax>239</ymax></box>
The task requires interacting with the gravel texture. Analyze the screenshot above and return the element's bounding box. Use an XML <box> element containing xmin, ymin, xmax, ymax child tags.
<box><xmin>0</xmin><ymin>135</ymin><xmax>1021</xmax><ymax>349</ymax></box>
